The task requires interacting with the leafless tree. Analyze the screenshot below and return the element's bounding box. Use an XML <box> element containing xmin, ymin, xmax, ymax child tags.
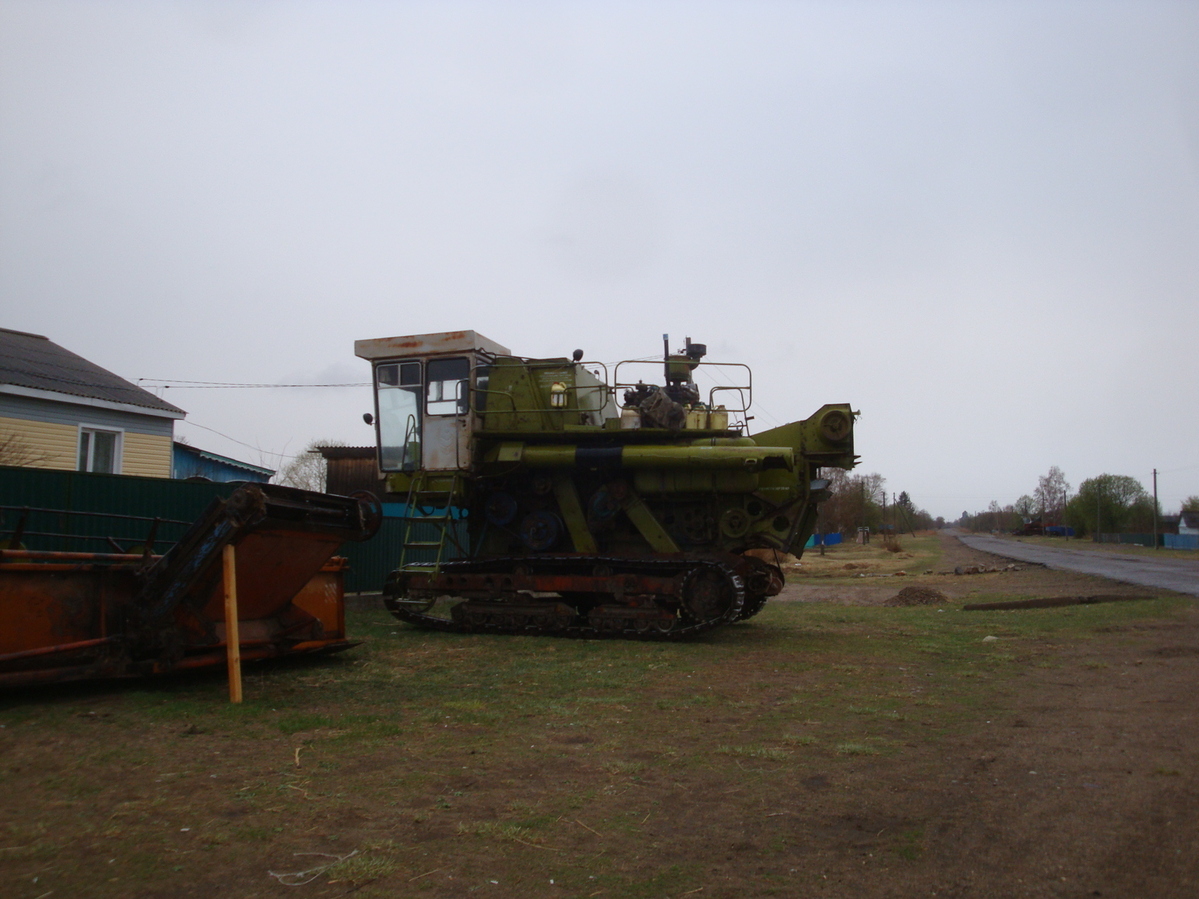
<box><xmin>1035</xmin><ymin>466</ymin><xmax>1070</xmax><ymax>524</ymax></box>
<box><xmin>989</xmin><ymin>499</ymin><xmax>1002</xmax><ymax>533</ymax></box>
<box><xmin>0</xmin><ymin>431</ymin><xmax>50</xmax><ymax>467</ymax></box>
<box><xmin>816</xmin><ymin>469</ymin><xmax>886</xmax><ymax>535</ymax></box>
<box><xmin>275</xmin><ymin>439</ymin><xmax>345</xmax><ymax>492</ymax></box>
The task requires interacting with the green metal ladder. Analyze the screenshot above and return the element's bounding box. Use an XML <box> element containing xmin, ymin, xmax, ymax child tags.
<box><xmin>399</xmin><ymin>470</ymin><xmax>463</xmax><ymax>575</ymax></box>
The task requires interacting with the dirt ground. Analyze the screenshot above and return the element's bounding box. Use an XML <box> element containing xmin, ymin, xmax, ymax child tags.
<box><xmin>781</xmin><ymin>533</ymin><xmax>1166</xmax><ymax>606</ymax></box>
<box><xmin>774</xmin><ymin>535</ymin><xmax>1199</xmax><ymax>896</ymax></box>
<box><xmin>3</xmin><ymin>532</ymin><xmax>1198</xmax><ymax>898</ymax></box>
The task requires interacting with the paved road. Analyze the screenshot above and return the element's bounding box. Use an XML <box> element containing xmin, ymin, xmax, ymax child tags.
<box><xmin>957</xmin><ymin>534</ymin><xmax>1199</xmax><ymax>598</ymax></box>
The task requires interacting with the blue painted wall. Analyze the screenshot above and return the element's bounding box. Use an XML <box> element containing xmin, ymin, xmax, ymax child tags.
<box><xmin>172</xmin><ymin>444</ymin><xmax>273</xmax><ymax>483</ymax></box>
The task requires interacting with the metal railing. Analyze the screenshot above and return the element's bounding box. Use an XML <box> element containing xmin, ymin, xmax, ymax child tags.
<box><xmin>0</xmin><ymin>504</ymin><xmax>192</xmax><ymax>554</ymax></box>
<box><xmin>613</xmin><ymin>359</ymin><xmax>753</xmax><ymax>414</ymax></box>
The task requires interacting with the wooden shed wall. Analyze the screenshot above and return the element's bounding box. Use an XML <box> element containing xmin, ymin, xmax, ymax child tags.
<box><xmin>326</xmin><ymin>455</ymin><xmax>386</xmax><ymax>497</ymax></box>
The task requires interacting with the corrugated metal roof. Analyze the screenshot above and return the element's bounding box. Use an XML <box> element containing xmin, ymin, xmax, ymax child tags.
<box><xmin>173</xmin><ymin>442</ymin><xmax>275</xmax><ymax>476</ymax></box>
<box><xmin>0</xmin><ymin>327</ymin><xmax>185</xmax><ymax>417</ymax></box>
<box><xmin>314</xmin><ymin>445</ymin><xmax>375</xmax><ymax>460</ymax></box>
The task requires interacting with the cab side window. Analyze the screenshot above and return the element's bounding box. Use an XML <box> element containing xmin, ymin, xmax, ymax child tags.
<box><xmin>426</xmin><ymin>357</ymin><xmax>469</xmax><ymax>415</ymax></box>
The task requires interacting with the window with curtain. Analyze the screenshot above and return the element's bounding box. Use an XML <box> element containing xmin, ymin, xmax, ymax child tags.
<box><xmin>79</xmin><ymin>427</ymin><xmax>121</xmax><ymax>473</ymax></box>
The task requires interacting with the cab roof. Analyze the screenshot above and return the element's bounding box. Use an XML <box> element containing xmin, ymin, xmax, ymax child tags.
<box><xmin>354</xmin><ymin>330</ymin><xmax>510</xmax><ymax>361</ymax></box>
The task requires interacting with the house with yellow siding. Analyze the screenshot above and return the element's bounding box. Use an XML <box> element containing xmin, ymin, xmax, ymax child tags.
<box><xmin>0</xmin><ymin>328</ymin><xmax>185</xmax><ymax>478</ymax></box>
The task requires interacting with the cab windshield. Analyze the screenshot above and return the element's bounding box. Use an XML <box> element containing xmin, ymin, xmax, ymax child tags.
<box><xmin>375</xmin><ymin>361</ymin><xmax>421</xmax><ymax>471</ymax></box>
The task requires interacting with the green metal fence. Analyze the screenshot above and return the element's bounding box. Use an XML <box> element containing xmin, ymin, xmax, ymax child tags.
<box><xmin>0</xmin><ymin>465</ymin><xmax>242</xmax><ymax>518</ymax></box>
<box><xmin>0</xmin><ymin>465</ymin><xmax>447</xmax><ymax>594</ymax></box>
<box><xmin>0</xmin><ymin>466</ymin><xmax>239</xmax><ymax>554</ymax></box>
<box><xmin>342</xmin><ymin>517</ymin><xmax>401</xmax><ymax>593</ymax></box>
<box><xmin>1097</xmin><ymin>533</ymin><xmax>1161</xmax><ymax>548</ymax></box>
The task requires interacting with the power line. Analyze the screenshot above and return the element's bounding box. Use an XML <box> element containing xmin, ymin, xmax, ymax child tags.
<box><xmin>176</xmin><ymin>421</ymin><xmax>294</xmax><ymax>463</ymax></box>
<box><xmin>138</xmin><ymin>379</ymin><xmax>369</xmax><ymax>389</ymax></box>
<box><xmin>1157</xmin><ymin>463</ymin><xmax>1199</xmax><ymax>475</ymax></box>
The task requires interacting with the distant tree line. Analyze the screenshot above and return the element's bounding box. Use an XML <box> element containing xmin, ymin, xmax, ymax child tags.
<box><xmin>816</xmin><ymin>469</ymin><xmax>940</xmax><ymax>537</ymax></box>
<box><xmin>960</xmin><ymin>465</ymin><xmax>1199</xmax><ymax>537</ymax></box>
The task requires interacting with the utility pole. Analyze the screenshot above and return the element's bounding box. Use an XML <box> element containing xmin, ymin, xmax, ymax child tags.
<box><xmin>861</xmin><ymin>480</ymin><xmax>867</xmax><ymax>543</ymax></box>
<box><xmin>1153</xmin><ymin>468</ymin><xmax>1159</xmax><ymax>550</ymax></box>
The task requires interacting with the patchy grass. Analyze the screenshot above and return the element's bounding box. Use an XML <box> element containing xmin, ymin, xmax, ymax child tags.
<box><xmin>836</xmin><ymin>741</ymin><xmax>880</xmax><ymax>756</ymax></box>
<box><xmin>716</xmin><ymin>744</ymin><xmax>792</xmax><ymax>761</ymax></box>
<box><xmin>892</xmin><ymin>827</ymin><xmax>927</xmax><ymax>861</ymax></box>
<box><xmin>798</xmin><ymin>534</ymin><xmax>944</xmax><ymax>579</ymax></box>
<box><xmin>0</xmin><ymin>590</ymin><xmax>1190</xmax><ymax>897</ymax></box>
<box><xmin>781</xmin><ymin>733</ymin><xmax>818</xmax><ymax>746</ymax></box>
<box><xmin>455</xmin><ymin>820</ymin><xmax>538</xmax><ymax>842</ymax></box>
<box><xmin>325</xmin><ymin>849</ymin><xmax>401</xmax><ymax>885</ymax></box>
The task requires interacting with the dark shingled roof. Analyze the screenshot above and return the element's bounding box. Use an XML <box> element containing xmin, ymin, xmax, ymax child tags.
<box><xmin>0</xmin><ymin>327</ymin><xmax>185</xmax><ymax>416</ymax></box>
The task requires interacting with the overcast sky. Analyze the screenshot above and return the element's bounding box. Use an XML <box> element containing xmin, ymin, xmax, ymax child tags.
<box><xmin>2</xmin><ymin>1</ymin><xmax>1197</xmax><ymax>518</ymax></box>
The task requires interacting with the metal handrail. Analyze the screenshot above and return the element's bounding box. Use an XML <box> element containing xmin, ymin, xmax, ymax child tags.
<box><xmin>470</xmin><ymin>385</ymin><xmax>614</xmax><ymax>415</ymax></box>
<box><xmin>613</xmin><ymin>359</ymin><xmax>753</xmax><ymax>413</ymax></box>
<box><xmin>469</xmin><ymin>360</ymin><xmax>613</xmax><ymax>415</ymax></box>
<box><xmin>708</xmin><ymin>385</ymin><xmax>750</xmax><ymax>413</ymax></box>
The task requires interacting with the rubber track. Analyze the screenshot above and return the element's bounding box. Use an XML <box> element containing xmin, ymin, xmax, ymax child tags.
<box><xmin>735</xmin><ymin>593</ymin><xmax>769</xmax><ymax>621</ymax></box>
<box><xmin>383</xmin><ymin>555</ymin><xmax>746</xmax><ymax>641</ymax></box>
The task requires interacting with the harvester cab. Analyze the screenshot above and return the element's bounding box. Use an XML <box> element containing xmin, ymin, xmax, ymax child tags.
<box><xmin>355</xmin><ymin>330</ymin><xmax>512</xmax><ymax>474</ymax></box>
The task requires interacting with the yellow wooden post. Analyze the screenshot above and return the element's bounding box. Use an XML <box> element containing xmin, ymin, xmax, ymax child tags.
<box><xmin>222</xmin><ymin>543</ymin><xmax>243</xmax><ymax>703</ymax></box>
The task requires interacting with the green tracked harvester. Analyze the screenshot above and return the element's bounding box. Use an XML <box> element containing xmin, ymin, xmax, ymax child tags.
<box><xmin>356</xmin><ymin>331</ymin><xmax>856</xmax><ymax>639</ymax></box>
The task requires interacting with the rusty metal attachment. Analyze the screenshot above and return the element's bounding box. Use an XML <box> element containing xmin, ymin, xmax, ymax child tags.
<box><xmin>0</xmin><ymin>484</ymin><xmax>380</xmax><ymax>688</ymax></box>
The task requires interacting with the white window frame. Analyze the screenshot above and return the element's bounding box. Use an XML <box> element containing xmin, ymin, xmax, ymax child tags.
<box><xmin>78</xmin><ymin>425</ymin><xmax>124</xmax><ymax>474</ymax></box>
